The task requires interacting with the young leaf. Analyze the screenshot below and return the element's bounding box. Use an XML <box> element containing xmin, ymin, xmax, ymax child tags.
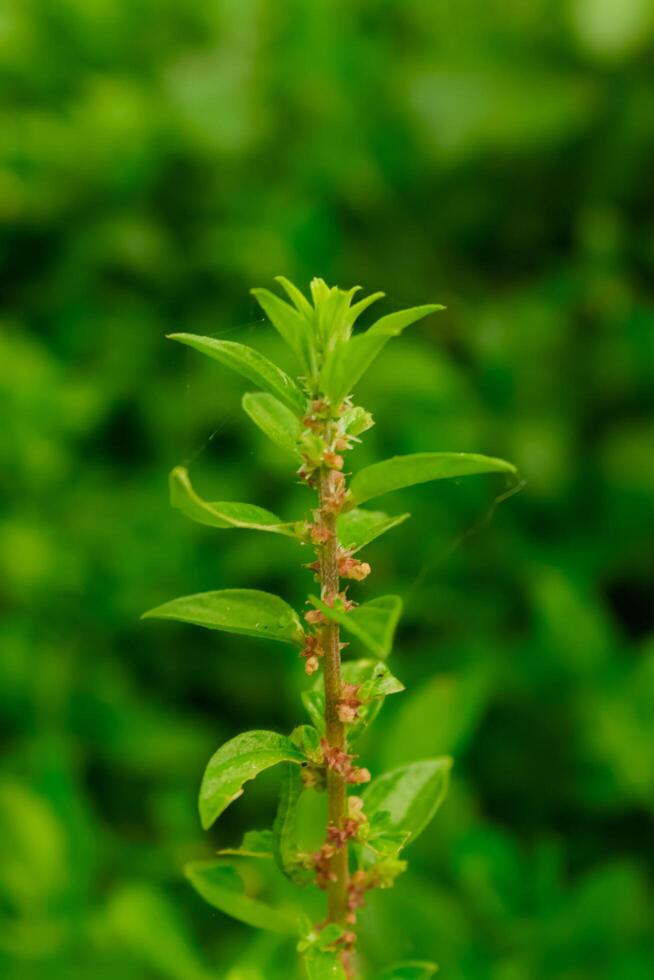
<box><xmin>199</xmin><ymin>730</ymin><xmax>305</xmax><ymax>829</ymax></box>
<box><xmin>251</xmin><ymin>287</ymin><xmax>314</xmax><ymax>373</ymax></box>
<box><xmin>302</xmin><ymin>660</ymin><xmax>404</xmax><ymax>741</ymax></box>
<box><xmin>290</xmin><ymin>724</ymin><xmax>323</xmax><ymax>763</ymax></box>
<box><xmin>321</xmin><ymin>304</ymin><xmax>443</xmax><ymax>406</ymax></box>
<box><xmin>350</xmin><ymin>452</ymin><xmax>517</xmax><ymax>506</ymax></box>
<box><xmin>274</xmin><ymin>275</ymin><xmax>314</xmax><ymax>320</ymax></box>
<box><xmin>142</xmin><ymin>589</ymin><xmax>304</xmax><ymax>648</ymax></box>
<box><xmin>303</xmin><ymin>948</ymin><xmax>347</xmax><ymax>980</ymax></box>
<box><xmin>362</xmin><ymin>758</ymin><xmax>452</xmax><ymax>845</ymax></box>
<box><xmin>185</xmin><ymin>860</ymin><xmax>299</xmax><ymax>934</ymax></box>
<box><xmin>379</xmin><ymin>962</ymin><xmax>439</xmax><ymax>979</ymax></box>
<box><xmin>242</xmin><ymin>391</ymin><xmax>303</xmax><ymax>456</ymax></box>
<box><xmin>337</xmin><ymin>508</ymin><xmax>410</xmax><ymax>553</ymax></box>
<box><xmin>346</xmin><ymin>290</ymin><xmax>385</xmax><ymax>327</ymax></box>
<box><xmin>272</xmin><ymin>763</ymin><xmax>311</xmax><ymax>884</ymax></box>
<box><xmin>170</xmin><ymin>466</ymin><xmax>299</xmax><ymax>537</ymax></box>
<box><xmin>310</xmin><ymin>595</ymin><xmax>403</xmax><ymax>659</ymax></box>
<box><xmin>218</xmin><ymin>829</ymin><xmax>275</xmax><ymax>859</ymax></box>
<box><xmin>166</xmin><ymin>334</ymin><xmax>306</xmax><ymax>415</ymax></box>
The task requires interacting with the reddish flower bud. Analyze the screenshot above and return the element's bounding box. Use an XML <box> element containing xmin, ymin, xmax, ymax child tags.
<box><xmin>337</xmin><ymin>702</ymin><xmax>358</xmax><ymax>723</ymax></box>
<box><xmin>310</xmin><ymin>523</ymin><xmax>332</xmax><ymax>545</ymax></box>
<box><xmin>338</xmin><ymin>555</ymin><xmax>371</xmax><ymax>581</ymax></box>
<box><xmin>324</xmin><ymin>450</ymin><xmax>344</xmax><ymax>470</ymax></box>
<box><xmin>304</xmin><ymin>608</ymin><xmax>327</xmax><ymax>626</ymax></box>
<box><xmin>310</xmin><ymin>398</ymin><xmax>330</xmax><ymax>417</ymax></box>
<box><xmin>349</xmin><ymin>767</ymin><xmax>371</xmax><ymax>785</ymax></box>
<box><xmin>336</xmin><ymin>682</ymin><xmax>363</xmax><ymax>723</ymax></box>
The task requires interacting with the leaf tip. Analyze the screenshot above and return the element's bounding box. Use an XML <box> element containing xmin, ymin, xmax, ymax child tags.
<box><xmin>198</xmin><ymin>804</ymin><xmax>214</xmax><ymax>832</ymax></box>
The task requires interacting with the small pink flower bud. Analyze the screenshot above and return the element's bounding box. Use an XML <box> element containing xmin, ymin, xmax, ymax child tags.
<box><xmin>324</xmin><ymin>450</ymin><xmax>344</xmax><ymax>470</ymax></box>
<box><xmin>337</xmin><ymin>702</ymin><xmax>358</xmax><ymax>723</ymax></box>
<box><xmin>310</xmin><ymin>523</ymin><xmax>332</xmax><ymax>545</ymax></box>
<box><xmin>339</xmin><ymin>555</ymin><xmax>371</xmax><ymax>581</ymax></box>
<box><xmin>304</xmin><ymin>608</ymin><xmax>327</xmax><ymax>626</ymax></box>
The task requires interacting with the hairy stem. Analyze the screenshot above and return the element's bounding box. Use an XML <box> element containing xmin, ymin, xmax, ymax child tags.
<box><xmin>319</xmin><ymin>467</ymin><xmax>349</xmax><ymax>922</ymax></box>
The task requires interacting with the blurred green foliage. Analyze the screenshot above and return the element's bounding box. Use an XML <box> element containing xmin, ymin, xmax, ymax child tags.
<box><xmin>2</xmin><ymin>0</ymin><xmax>654</xmax><ymax>977</ymax></box>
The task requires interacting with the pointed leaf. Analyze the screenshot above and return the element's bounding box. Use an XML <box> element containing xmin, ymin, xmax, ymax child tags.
<box><xmin>242</xmin><ymin>392</ymin><xmax>302</xmax><ymax>456</ymax></box>
<box><xmin>272</xmin><ymin>763</ymin><xmax>311</xmax><ymax>884</ymax></box>
<box><xmin>199</xmin><ymin>730</ymin><xmax>305</xmax><ymax>829</ymax></box>
<box><xmin>346</xmin><ymin>291</ymin><xmax>385</xmax><ymax>327</ymax></box>
<box><xmin>350</xmin><ymin>452</ymin><xmax>517</xmax><ymax>506</ymax></box>
<box><xmin>185</xmin><ymin>860</ymin><xmax>299</xmax><ymax>934</ymax></box>
<box><xmin>337</xmin><ymin>508</ymin><xmax>410</xmax><ymax>553</ymax></box>
<box><xmin>274</xmin><ymin>276</ymin><xmax>313</xmax><ymax>320</ymax></box>
<box><xmin>217</xmin><ymin>829</ymin><xmax>275</xmax><ymax>859</ymax></box>
<box><xmin>302</xmin><ymin>660</ymin><xmax>404</xmax><ymax>741</ymax></box>
<box><xmin>321</xmin><ymin>304</ymin><xmax>443</xmax><ymax>406</ymax></box>
<box><xmin>303</xmin><ymin>948</ymin><xmax>347</xmax><ymax>980</ymax></box>
<box><xmin>142</xmin><ymin>589</ymin><xmax>304</xmax><ymax>648</ymax></box>
<box><xmin>310</xmin><ymin>595</ymin><xmax>402</xmax><ymax>659</ymax></box>
<box><xmin>379</xmin><ymin>962</ymin><xmax>438</xmax><ymax>979</ymax></box>
<box><xmin>362</xmin><ymin>758</ymin><xmax>452</xmax><ymax>844</ymax></box>
<box><xmin>170</xmin><ymin>467</ymin><xmax>298</xmax><ymax>537</ymax></box>
<box><xmin>167</xmin><ymin>334</ymin><xmax>306</xmax><ymax>415</ymax></box>
<box><xmin>251</xmin><ymin>287</ymin><xmax>314</xmax><ymax>372</ymax></box>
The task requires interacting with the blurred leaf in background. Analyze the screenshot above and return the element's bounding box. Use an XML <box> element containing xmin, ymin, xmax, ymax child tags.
<box><xmin>1</xmin><ymin>0</ymin><xmax>653</xmax><ymax>977</ymax></box>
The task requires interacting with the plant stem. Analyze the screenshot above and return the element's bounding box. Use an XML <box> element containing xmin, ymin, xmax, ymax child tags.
<box><xmin>319</xmin><ymin>467</ymin><xmax>349</xmax><ymax>923</ymax></box>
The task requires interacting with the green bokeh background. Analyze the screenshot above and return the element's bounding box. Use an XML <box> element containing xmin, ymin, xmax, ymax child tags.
<box><xmin>2</xmin><ymin>1</ymin><xmax>653</xmax><ymax>977</ymax></box>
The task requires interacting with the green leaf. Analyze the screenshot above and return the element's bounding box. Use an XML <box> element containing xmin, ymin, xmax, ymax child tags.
<box><xmin>185</xmin><ymin>860</ymin><xmax>299</xmax><ymax>934</ymax></box>
<box><xmin>142</xmin><ymin>589</ymin><xmax>304</xmax><ymax>648</ymax></box>
<box><xmin>166</xmin><ymin>334</ymin><xmax>306</xmax><ymax>415</ymax></box>
<box><xmin>350</xmin><ymin>452</ymin><xmax>517</xmax><ymax>506</ymax></box>
<box><xmin>321</xmin><ymin>304</ymin><xmax>443</xmax><ymax>406</ymax></box>
<box><xmin>274</xmin><ymin>275</ymin><xmax>314</xmax><ymax>320</ymax></box>
<box><xmin>303</xmin><ymin>948</ymin><xmax>347</xmax><ymax>980</ymax></box>
<box><xmin>242</xmin><ymin>391</ymin><xmax>303</xmax><ymax>456</ymax></box>
<box><xmin>169</xmin><ymin>466</ymin><xmax>298</xmax><ymax>537</ymax></box>
<box><xmin>251</xmin><ymin>287</ymin><xmax>314</xmax><ymax>372</ymax></box>
<box><xmin>302</xmin><ymin>660</ymin><xmax>404</xmax><ymax>741</ymax></box>
<box><xmin>363</xmin><ymin>759</ymin><xmax>452</xmax><ymax>844</ymax></box>
<box><xmin>199</xmin><ymin>730</ymin><xmax>305</xmax><ymax>829</ymax></box>
<box><xmin>337</xmin><ymin>508</ymin><xmax>410</xmax><ymax>553</ymax></box>
<box><xmin>272</xmin><ymin>763</ymin><xmax>311</xmax><ymax>884</ymax></box>
<box><xmin>379</xmin><ymin>961</ymin><xmax>438</xmax><ymax>979</ymax></box>
<box><xmin>346</xmin><ymin>290</ymin><xmax>385</xmax><ymax>327</ymax></box>
<box><xmin>310</xmin><ymin>595</ymin><xmax>402</xmax><ymax>659</ymax></box>
<box><xmin>290</xmin><ymin>724</ymin><xmax>323</xmax><ymax>763</ymax></box>
<box><xmin>218</xmin><ymin>829</ymin><xmax>275</xmax><ymax>859</ymax></box>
